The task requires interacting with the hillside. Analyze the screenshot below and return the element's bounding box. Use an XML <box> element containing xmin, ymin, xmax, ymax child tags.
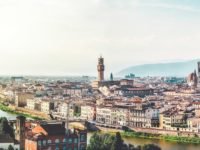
<box><xmin>118</xmin><ymin>59</ymin><xmax>200</xmax><ymax>77</ymax></box>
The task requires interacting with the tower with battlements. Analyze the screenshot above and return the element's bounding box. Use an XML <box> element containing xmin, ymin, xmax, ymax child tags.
<box><xmin>15</xmin><ymin>116</ymin><xmax>26</xmax><ymax>150</ymax></box>
<box><xmin>97</xmin><ymin>56</ymin><xmax>105</xmax><ymax>81</ymax></box>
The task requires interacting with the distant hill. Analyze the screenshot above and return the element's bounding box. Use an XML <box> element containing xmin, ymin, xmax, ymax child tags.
<box><xmin>118</xmin><ymin>59</ymin><xmax>200</xmax><ymax>77</ymax></box>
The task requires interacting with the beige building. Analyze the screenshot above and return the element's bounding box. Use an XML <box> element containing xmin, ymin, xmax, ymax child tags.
<box><xmin>111</xmin><ymin>106</ymin><xmax>129</xmax><ymax>126</ymax></box>
<box><xmin>96</xmin><ymin>105</ymin><xmax>130</xmax><ymax>127</ymax></box>
<box><xmin>159</xmin><ymin>111</ymin><xmax>186</xmax><ymax>130</ymax></box>
<box><xmin>57</xmin><ymin>102</ymin><xmax>74</xmax><ymax>119</ymax></box>
<box><xmin>187</xmin><ymin>118</ymin><xmax>200</xmax><ymax>133</ymax></box>
<box><xmin>41</xmin><ymin>100</ymin><xmax>54</xmax><ymax>114</ymax></box>
<box><xmin>81</xmin><ymin>105</ymin><xmax>96</xmax><ymax>121</ymax></box>
<box><xmin>96</xmin><ymin>106</ymin><xmax>112</xmax><ymax>125</ymax></box>
<box><xmin>129</xmin><ymin>108</ymin><xmax>147</xmax><ymax>128</ymax></box>
<box><xmin>26</xmin><ymin>99</ymin><xmax>36</xmax><ymax>110</ymax></box>
<box><xmin>193</xmin><ymin>102</ymin><xmax>200</xmax><ymax>117</ymax></box>
<box><xmin>15</xmin><ymin>92</ymin><xmax>34</xmax><ymax>107</ymax></box>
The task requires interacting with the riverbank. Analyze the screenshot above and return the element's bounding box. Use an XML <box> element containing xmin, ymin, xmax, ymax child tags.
<box><xmin>97</xmin><ymin>126</ymin><xmax>200</xmax><ymax>144</ymax></box>
<box><xmin>121</xmin><ymin>131</ymin><xmax>200</xmax><ymax>144</ymax></box>
<box><xmin>0</xmin><ymin>103</ymin><xmax>45</xmax><ymax>120</ymax></box>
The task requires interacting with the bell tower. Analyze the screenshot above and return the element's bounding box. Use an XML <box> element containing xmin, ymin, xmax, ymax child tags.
<box><xmin>15</xmin><ymin>116</ymin><xmax>26</xmax><ymax>150</ymax></box>
<box><xmin>198</xmin><ymin>62</ymin><xmax>200</xmax><ymax>87</ymax></box>
<box><xmin>97</xmin><ymin>56</ymin><xmax>105</xmax><ymax>81</ymax></box>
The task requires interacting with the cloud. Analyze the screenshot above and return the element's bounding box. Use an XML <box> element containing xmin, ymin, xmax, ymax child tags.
<box><xmin>0</xmin><ymin>0</ymin><xmax>199</xmax><ymax>76</ymax></box>
<box><xmin>144</xmin><ymin>3</ymin><xmax>200</xmax><ymax>13</ymax></box>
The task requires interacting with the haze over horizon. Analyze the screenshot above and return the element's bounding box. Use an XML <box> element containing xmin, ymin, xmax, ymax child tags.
<box><xmin>1</xmin><ymin>0</ymin><xmax>200</xmax><ymax>76</ymax></box>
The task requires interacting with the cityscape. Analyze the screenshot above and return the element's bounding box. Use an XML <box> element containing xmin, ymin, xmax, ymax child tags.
<box><xmin>1</xmin><ymin>0</ymin><xmax>200</xmax><ymax>150</ymax></box>
<box><xmin>0</xmin><ymin>57</ymin><xmax>200</xmax><ymax>150</ymax></box>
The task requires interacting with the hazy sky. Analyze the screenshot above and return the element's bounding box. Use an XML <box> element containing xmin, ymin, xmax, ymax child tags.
<box><xmin>0</xmin><ymin>0</ymin><xmax>200</xmax><ymax>76</ymax></box>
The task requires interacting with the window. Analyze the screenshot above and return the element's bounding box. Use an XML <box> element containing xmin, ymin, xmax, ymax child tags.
<box><xmin>81</xmin><ymin>135</ymin><xmax>86</xmax><ymax>142</ymax></box>
<box><xmin>55</xmin><ymin>139</ymin><xmax>60</xmax><ymax>144</ymax></box>
<box><xmin>68</xmin><ymin>138</ymin><xmax>72</xmax><ymax>144</ymax></box>
<box><xmin>48</xmin><ymin>140</ymin><xmax>52</xmax><ymax>144</ymax></box>
<box><xmin>38</xmin><ymin>140</ymin><xmax>42</xmax><ymax>146</ymax></box>
<box><xmin>43</xmin><ymin>140</ymin><xmax>47</xmax><ymax>146</ymax></box>
<box><xmin>74</xmin><ymin>138</ymin><xmax>78</xmax><ymax>144</ymax></box>
<box><xmin>63</xmin><ymin>138</ymin><xmax>67</xmax><ymax>143</ymax></box>
<box><xmin>80</xmin><ymin>145</ymin><xmax>86</xmax><ymax>150</ymax></box>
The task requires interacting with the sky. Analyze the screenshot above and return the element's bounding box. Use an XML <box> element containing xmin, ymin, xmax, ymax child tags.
<box><xmin>0</xmin><ymin>0</ymin><xmax>200</xmax><ymax>76</ymax></box>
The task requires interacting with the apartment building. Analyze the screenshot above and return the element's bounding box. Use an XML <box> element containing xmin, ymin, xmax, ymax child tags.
<box><xmin>160</xmin><ymin>111</ymin><xmax>186</xmax><ymax>130</ymax></box>
<box><xmin>41</xmin><ymin>100</ymin><xmax>54</xmax><ymax>114</ymax></box>
<box><xmin>81</xmin><ymin>105</ymin><xmax>96</xmax><ymax>121</ymax></box>
<box><xmin>25</xmin><ymin>122</ymin><xmax>87</xmax><ymax>150</ymax></box>
<box><xmin>129</xmin><ymin>108</ymin><xmax>147</xmax><ymax>128</ymax></box>
<box><xmin>96</xmin><ymin>106</ymin><xmax>112</xmax><ymax>125</ymax></box>
<box><xmin>26</xmin><ymin>99</ymin><xmax>36</xmax><ymax>110</ymax></box>
<box><xmin>57</xmin><ymin>102</ymin><xmax>74</xmax><ymax>119</ymax></box>
<box><xmin>111</xmin><ymin>106</ymin><xmax>129</xmax><ymax>126</ymax></box>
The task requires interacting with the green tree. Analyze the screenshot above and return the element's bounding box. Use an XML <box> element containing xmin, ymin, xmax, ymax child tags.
<box><xmin>0</xmin><ymin>117</ymin><xmax>14</xmax><ymax>138</ymax></box>
<box><xmin>8</xmin><ymin>145</ymin><xmax>14</xmax><ymax>150</ymax></box>
<box><xmin>87</xmin><ymin>132</ymin><xmax>115</xmax><ymax>150</ymax></box>
<box><xmin>111</xmin><ymin>132</ymin><xmax>124</xmax><ymax>150</ymax></box>
<box><xmin>142</xmin><ymin>144</ymin><xmax>161</xmax><ymax>150</ymax></box>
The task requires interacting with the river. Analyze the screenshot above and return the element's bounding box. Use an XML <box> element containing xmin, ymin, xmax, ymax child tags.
<box><xmin>0</xmin><ymin>110</ymin><xmax>200</xmax><ymax>150</ymax></box>
<box><xmin>87</xmin><ymin>131</ymin><xmax>200</xmax><ymax>150</ymax></box>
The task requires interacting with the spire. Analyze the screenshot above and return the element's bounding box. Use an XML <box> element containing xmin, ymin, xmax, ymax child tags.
<box><xmin>110</xmin><ymin>73</ymin><xmax>113</xmax><ymax>81</ymax></box>
<box><xmin>194</xmin><ymin>70</ymin><xmax>197</xmax><ymax>78</ymax></box>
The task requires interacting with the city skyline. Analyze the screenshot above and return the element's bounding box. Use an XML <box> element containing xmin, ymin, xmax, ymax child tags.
<box><xmin>0</xmin><ymin>0</ymin><xmax>200</xmax><ymax>75</ymax></box>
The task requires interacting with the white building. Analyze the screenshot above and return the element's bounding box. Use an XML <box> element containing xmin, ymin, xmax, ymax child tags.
<box><xmin>26</xmin><ymin>99</ymin><xmax>36</xmax><ymax>110</ymax></box>
<box><xmin>81</xmin><ymin>105</ymin><xmax>96</xmax><ymax>121</ymax></box>
<box><xmin>57</xmin><ymin>102</ymin><xmax>74</xmax><ymax>119</ymax></box>
<box><xmin>41</xmin><ymin>100</ymin><xmax>54</xmax><ymax>114</ymax></box>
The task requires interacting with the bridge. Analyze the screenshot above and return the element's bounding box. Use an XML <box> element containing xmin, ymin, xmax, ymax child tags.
<box><xmin>50</xmin><ymin>113</ymin><xmax>86</xmax><ymax>123</ymax></box>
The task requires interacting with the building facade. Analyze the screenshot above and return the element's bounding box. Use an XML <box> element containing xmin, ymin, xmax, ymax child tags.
<box><xmin>81</xmin><ymin>105</ymin><xmax>96</xmax><ymax>121</ymax></box>
<box><xmin>25</xmin><ymin>123</ymin><xmax>87</xmax><ymax>150</ymax></box>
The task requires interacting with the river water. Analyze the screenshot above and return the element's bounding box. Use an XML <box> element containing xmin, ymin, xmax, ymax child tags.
<box><xmin>87</xmin><ymin>131</ymin><xmax>200</xmax><ymax>150</ymax></box>
<box><xmin>0</xmin><ymin>110</ymin><xmax>200</xmax><ymax>150</ymax></box>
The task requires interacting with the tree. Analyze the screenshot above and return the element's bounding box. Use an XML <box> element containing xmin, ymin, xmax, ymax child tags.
<box><xmin>87</xmin><ymin>133</ymin><xmax>162</xmax><ymax>150</ymax></box>
<box><xmin>142</xmin><ymin>144</ymin><xmax>161</xmax><ymax>150</ymax></box>
<box><xmin>87</xmin><ymin>132</ymin><xmax>115</xmax><ymax>150</ymax></box>
<box><xmin>0</xmin><ymin>117</ymin><xmax>14</xmax><ymax>138</ymax></box>
<box><xmin>111</xmin><ymin>132</ymin><xmax>124</xmax><ymax>150</ymax></box>
<box><xmin>8</xmin><ymin>145</ymin><xmax>14</xmax><ymax>150</ymax></box>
